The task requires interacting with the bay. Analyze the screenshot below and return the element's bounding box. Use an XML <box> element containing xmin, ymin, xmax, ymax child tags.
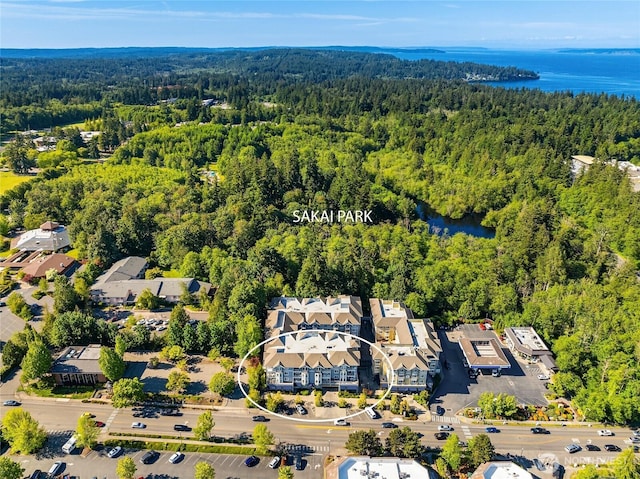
<box><xmin>383</xmin><ymin>48</ymin><xmax>640</xmax><ymax>98</ymax></box>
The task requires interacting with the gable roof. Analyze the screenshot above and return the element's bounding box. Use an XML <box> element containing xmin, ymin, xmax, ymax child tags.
<box><xmin>21</xmin><ymin>253</ymin><xmax>76</xmax><ymax>279</ymax></box>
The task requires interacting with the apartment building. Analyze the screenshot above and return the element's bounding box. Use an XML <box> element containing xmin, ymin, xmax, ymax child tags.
<box><xmin>264</xmin><ymin>296</ymin><xmax>363</xmax><ymax>391</ymax></box>
<box><xmin>370</xmin><ymin>299</ymin><xmax>442</xmax><ymax>392</ymax></box>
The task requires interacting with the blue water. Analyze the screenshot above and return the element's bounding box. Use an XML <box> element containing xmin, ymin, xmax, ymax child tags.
<box><xmin>416</xmin><ymin>202</ymin><xmax>495</xmax><ymax>239</ymax></box>
<box><xmin>388</xmin><ymin>48</ymin><xmax>640</xmax><ymax>98</ymax></box>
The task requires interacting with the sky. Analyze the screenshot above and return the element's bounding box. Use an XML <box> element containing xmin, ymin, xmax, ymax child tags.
<box><xmin>1</xmin><ymin>0</ymin><xmax>639</xmax><ymax>50</ymax></box>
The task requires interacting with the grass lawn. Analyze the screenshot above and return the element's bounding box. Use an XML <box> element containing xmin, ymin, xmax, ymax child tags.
<box><xmin>0</xmin><ymin>171</ymin><xmax>34</xmax><ymax>194</ymax></box>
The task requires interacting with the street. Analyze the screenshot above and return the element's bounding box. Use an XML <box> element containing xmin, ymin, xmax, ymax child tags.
<box><xmin>2</xmin><ymin>396</ymin><xmax>637</xmax><ymax>478</ymax></box>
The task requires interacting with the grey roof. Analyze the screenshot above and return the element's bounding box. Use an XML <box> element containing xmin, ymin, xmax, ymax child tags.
<box><xmin>90</xmin><ymin>277</ymin><xmax>211</xmax><ymax>302</ymax></box>
<box><xmin>51</xmin><ymin>345</ymin><xmax>102</xmax><ymax>375</ymax></box>
<box><xmin>96</xmin><ymin>256</ymin><xmax>148</xmax><ymax>283</ymax></box>
<box><xmin>459</xmin><ymin>338</ymin><xmax>510</xmax><ymax>368</ymax></box>
<box><xmin>14</xmin><ymin>225</ymin><xmax>71</xmax><ymax>252</ymax></box>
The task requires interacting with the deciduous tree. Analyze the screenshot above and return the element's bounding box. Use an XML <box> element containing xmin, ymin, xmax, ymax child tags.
<box><xmin>253</xmin><ymin>423</ymin><xmax>275</xmax><ymax>454</ymax></box>
<box><xmin>75</xmin><ymin>414</ymin><xmax>99</xmax><ymax>449</ymax></box>
<box><xmin>0</xmin><ymin>457</ymin><xmax>24</xmax><ymax>479</ymax></box>
<box><xmin>166</xmin><ymin>370</ymin><xmax>190</xmax><ymax>394</ymax></box>
<box><xmin>111</xmin><ymin>377</ymin><xmax>145</xmax><ymax>408</ymax></box>
<box><xmin>209</xmin><ymin>372</ymin><xmax>235</xmax><ymax>396</ymax></box>
<box><xmin>99</xmin><ymin>346</ymin><xmax>126</xmax><ymax>381</ymax></box>
<box><xmin>1</xmin><ymin>408</ymin><xmax>47</xmax><ymax>454</ymax></box>
<box><xmin>194</xmin><ymin>461</ymin><xmax>216</xmax><ymax>479</ymax></box>
<box><xmin>116</xmin><ymin>456</ymin><xmax>137</xmax><ymax>479</ymax></box>
<box><xmin>194</xmin><ymin>410</ymin><xmax>215</xmax><ymax>441</ymax></box>
<box><xmin>441</xmin><ymin>433</ymin><xmax>462</xmax><ymax>472</ymax></box>
<box><xmin>20</xmin><ymin>339</ymin><xmax>51</xmax><ymax>383</ymax></box>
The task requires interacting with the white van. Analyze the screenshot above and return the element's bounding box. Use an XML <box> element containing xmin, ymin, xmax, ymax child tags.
<box><xmin>61</xmin><ymin>436</ymin><xmax>77</xmax><ymax>454</ymax></box>
<box><xmin>364</xmin><ymin>407</ymin><xmax>378</xmax><ymax>419</ymax></box>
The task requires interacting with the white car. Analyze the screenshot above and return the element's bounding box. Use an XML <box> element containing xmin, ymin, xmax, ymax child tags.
<box><xmin>598</xmin><ymin>429</ymin><xmax>613</xmax><ymax>436</ymax></box>
<box><xmin>131</xmin><ymin>422</ymin><xmax>146</xmax><ymax>429</ymax></box>
<box><xmin>107</xmin><ymin>446</ymin><xmax>122</xmax><ymax>458</ymax></box>
<box><xmin>537</xmin><ymin>374</ymin><xmax>550</xmax><ymax>380</ymax></box>
<box><xmin>438</xmin><ymin>425</ymin><xmax>454</xmax><ymax>431</ymax></box>
<box><xmin>168</xmin><ymin>452</ymin><xmax>184</xmax><ymax>464</ymax></box>
<box><xmin>333</xmin><ymin>419</ymin><xmax>349</xmax><ymax>426</ymax></box>
<box><xmin>268</xmin><ymin>456</ymin><xmax>280</xmax><ymax>469</ymax></box>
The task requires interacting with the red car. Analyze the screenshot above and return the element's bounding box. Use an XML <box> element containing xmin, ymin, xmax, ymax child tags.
<box><xmin>94</xmin><ymin>421</ymin><xmax>105</xmax><ymax>427</ymax></box>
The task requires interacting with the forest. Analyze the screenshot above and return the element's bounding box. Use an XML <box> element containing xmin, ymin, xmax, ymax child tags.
<box><xmin>0</xmin><ymin>48</ymin><xmax>639</xmax><ymax>425</ymax></box>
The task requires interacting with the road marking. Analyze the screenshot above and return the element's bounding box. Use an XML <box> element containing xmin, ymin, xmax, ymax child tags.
<box><xmin>461</xmin><ymin>425</ymin><xmax>472</xmax><ymax>439</ymax></box>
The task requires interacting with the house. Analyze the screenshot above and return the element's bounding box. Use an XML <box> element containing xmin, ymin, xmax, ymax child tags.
<box><xmin>264</xmin><ymin>330</ymin><xmax>360</xmax><ymax>392</ymax></box>
<box><xmin>90</xmin><ymin>277</ymin><xmax>211</xmax><ymax>306</ymax></box>
<box><xmin>370</xmin><ymin>299</ymin><xmax>442</xmax><ymax>392</ymax></box>
<box><xmin>20</xmin><ymin>253</ymin><xmax>77</xmax><ymax>281</ymax></box>
<box><xmin>325</xmin><ymin>456</ymin><xmax>438</xmax><ymax>479</ymax></box>
<box><xmin>470</xmin><ymin>461</ymin><xmax>533</xmax><ymax>479</ymax></box>
<box><xmin>267</xmin><ymin>296</ymin><xmax>363</xmax><ymax>336</ymax></box>
<box><xmin>12</xmin><ymin>221</ymin><xmax>71</xmax><ymax>252</ymax></box>
<box><xmin>505</xmin><ymin>327</ymin><xmax>558</xmax><ymax>373</ymax></box>
<box><xmin>50</xmin><ymin>344</ymin><xmax>107</xmax><ymax>386</ymax></box>
<box><xmin>571</xmin><ymin>154</ymin><xmax>640</xmax><ymax>191</ymax></box>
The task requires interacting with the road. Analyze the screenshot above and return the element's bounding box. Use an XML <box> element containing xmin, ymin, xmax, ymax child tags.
<box><xmin>3</xmin><ymin>397</ymin><xmax>637</xmax><ymax>478</ymax></box>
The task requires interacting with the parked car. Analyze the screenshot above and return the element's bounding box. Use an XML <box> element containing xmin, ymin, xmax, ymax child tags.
<box><xmin>438</xmin><ymin>424</ymin><xmax>453</xmax><ymax>431</ymax></box>
<box><xmin>295</xmin><ymin>404</ymin><xmax>308</xmax><ymax>415</ymax></box>
<box><xmin>435</xmin><ymin>432</ymin><xmax>449</xmax><ymax>440</ymax></box>
<box><xmin>107</xmin><ymin>446</ymin><xmax>122</xmax><ymax>458</ymax></box>
<box><xmin>48</xmin><ymin>462</ymin><xmax>64</xmax><ymax>477</ymax></box>
<box><xmin>491</xmin><ymin>369</ymin><xmax>501</xmax><ymax>377</ymax></box>
<box><xmin>552</xmin><ymin>462</ymin><xmax>564</xmax><ymax>479</ymax></box>
<box><xmin>252</xmin><ymin>415</ymin><xmax>268</xmax><ymax>422</ymax></box>
<box><xmin>244</xmin><ymin>455</ymin><xmax>259</xmax><ymax>467</ymax></box>
<box><xmin>94</xmin><ymin>421</ymin><xmax>105</xmax><ymax>427</ymax></box>
<box><xmin>485</xmin><ymin>427</ymin><xmax>499</xmax><ymax>433</ymax></box>
<box><xmin>3</xmin><ymin>400</ymin><xmax>20</xmax><ymax>406</ymax></box>
<box><xmin>29</xmin><ymin>469</ymin><xmax>41</xmax><ymax>479</ymax></box>
<box><xmin>604</xmin><ymin>444</ymin><xmax>621</xmax><ymax>452</ymax></box>
<box><xmin>381</xmin><ymin>422</ymin><xmax>398</xmax><ymax>429</ymax></box>
<box><xmin>533</xmin><ymin>459</ymin><xmax>545</xmax><ymax>471</ymax></box>
<box><xmin>586</xmin><ymin>444</ymin><xmax>601</xmax><ymax>451</ymax></box>
<box><xmin>268</xmin><ymin>456</ymin><xmax>281</xmax><ymax>469</ymax></box>
<box><xmin>81</xmin><ymin>412</ymin><xmax>96</xmax><ymax>418</ymax></box>
<box><xmin>436</xmin><ymin>406</ymin><xmax>445</xmax><ymax>415</ymax></box>
<box><xmin>168</xmin><ymin>452</ymin><xmax>184</xmax><ymax>464</ymax></box>
<box><xmin>131</xmin><ymin>422</ymin><xmax>146</xmax><ymax>429</ymax></box>
<box><xmin>295</xmin><ymin>456</ymin><xmax>305</xmax><ymax>470</ymax></box>
<box><xmin>632</xmin><ymin>430</ymin><xmax>640</xmax><ymax>437</ymax></box>
<box><xmin>598</xmin><ymin>429</ymin><xmax>614</xmax><ymax>436</ymax></box>
<box><xmin>531</xmin><ymin>427</ymin><xmax>549</xmax><ymax>434</ymax></box>
<box><xmin>537</xmin><ymin>374</ymin><xmax>550</xmax><ymax>380</ymax></box>
<box><xmin>565</xmin><ymin>444</ymin><xmax>582</xmax><ymax>454</ymax></box>
<box><xmin>173</xmin><ymin>424</ymin><xmax>191</xmax><ymax>432</ymax></box>
<box><xmin>140</xmin><ymin>451</ymin><xmax>159</xmax><ymax>464</ymax></box>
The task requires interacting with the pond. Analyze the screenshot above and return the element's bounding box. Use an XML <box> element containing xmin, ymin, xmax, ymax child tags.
<box><xmin>416</xmin><ymin>201</ymin><xmax>495</xmax><ymax>239</ymax></box>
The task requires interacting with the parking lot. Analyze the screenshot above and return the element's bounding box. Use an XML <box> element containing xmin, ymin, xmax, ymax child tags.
<box><xmin>15</xmin><ymin>446</ymin><xmax>323</xmax><ymax>479</ymax></box>
<box><xmin>430</xmin><ymin>327</ymin><xmax>549</xmax><ymax>418</ymax></box>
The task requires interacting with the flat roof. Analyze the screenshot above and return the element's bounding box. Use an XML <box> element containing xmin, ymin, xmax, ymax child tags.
<box><xmin>51</xmin><ymin>345</ymin><xmax>102</xmax><ymax>374</ymax></box>
<box><xmin>505</xmin><ymin>327</ymin><xmax>549</xmax><ymax>356</ymax></box>
<box><xmin>459</xmin><ymin>338</ymin><xmax>510</xmax><ymax>369</ymax></box>
<box><xmin>333</xmin><ymin>457</ymin><xmax>435</xmax><ymax>479</ymax></box>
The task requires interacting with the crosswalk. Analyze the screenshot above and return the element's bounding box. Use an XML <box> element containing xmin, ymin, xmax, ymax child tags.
<box><xmin>281</xmin><ymin>443</ymin><xmax>329</xmax><ymax>454</ymax></box>
<box><xmin>461</xmin><ymin>425</ymin><xmax>472</xmax><ymax>439</ymax></box>
<box><xmin>102</xmin><ymin>408</ymin><xmax>119</xmax><ymax>433</ymax></box>
<box><xmin>431</xmin><ymin>415</ymin><xmax>460</xmax><ymax>424</ymax></box>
